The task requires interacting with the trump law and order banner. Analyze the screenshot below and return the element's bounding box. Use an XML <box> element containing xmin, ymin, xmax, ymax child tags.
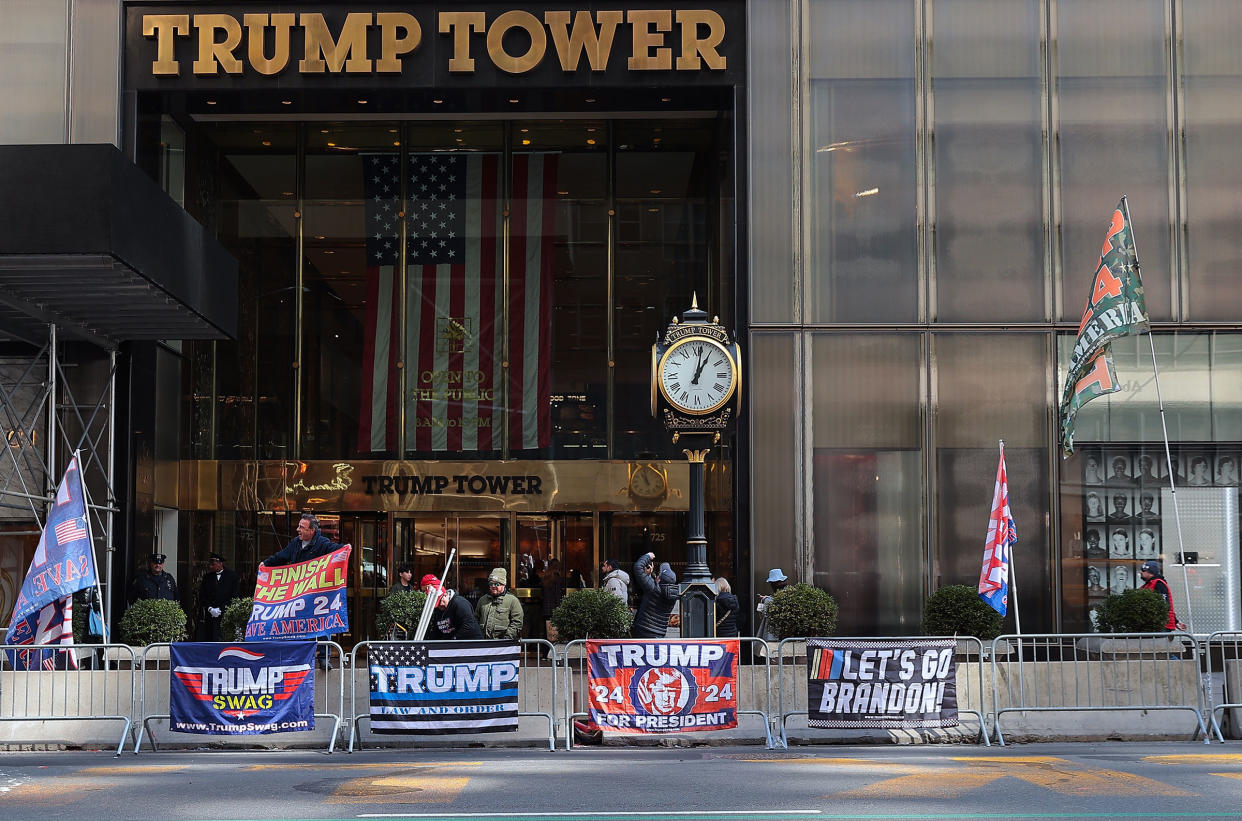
<box><xmin>170</xmin><ymin>642</ymin><xmax>315</xmax><ymax>735</ymax></box>
<box><xmin>807</xmin><ymin>639</ymin><xmax>958</xmax><ymax>729</ymax></box>
<box><xmin>245</xmin><ymin>546</ymin><xmax>351</xmax><ymax>641</ymax></box>
<box><xmin>586</xmin><ymin>639</ymin><xmax>738</xmax><ymax>734</ymax></box>
<box><xmin>369</xmin><ymin>640</ymin><xmax>520</xmax><ymax>734</ymax></box>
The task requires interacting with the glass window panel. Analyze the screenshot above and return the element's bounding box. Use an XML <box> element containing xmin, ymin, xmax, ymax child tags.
<box><xmin>189</xmin><ymin>123</ymin><xmax>298</xmax><ymax>459</ymax></box>
<box><xmin>1056</xmin><ymin>0</ymin><xmax>1172</xmax><ymax>321</ymax></box>
<box><xmin>932</xmin><ymin>0</ymin><xmax>1045</xmax><ymax>321</ymax></box>
<box><xmin>750</xmin><ymin>333</ymin><xmax>798</xmax><ymax>602</ymax></box>
<box><xmin>811</xmin><ymin>333</ymin><xmax>923</xmax><ymax>635</ymax></box>
<box><xmin>302</xmin><ymin>124</ymin><xmax>402</xmax><ymax>459</ymax></box>
<box><xmin>933</xmin><ymin>333</ymin><xmax>1052</xmax><ymax>630</ymax></box>
<box><xmin>614</xmin><ymin>120</ymin><xmax>719</xmax><ymax>459</ymax></box>
<box><xmin>1183</xmin><ymin>1</ymin><xmax>1242</xmax><ymax>320</ymax></box>
<box><xmin>748</xmin><ymin>0</ymin><xmax>796</xmax><ymax>323</ymax></box>
<box><xmin>807</xmin><ymin>0</ymin><xmax>918</xmax><ymax>322</ymax></box>
<box><xmin>1057</xmin><ymin>332</ymin><xmax>1213</xmax><ymax>443</ymax></box>
<box><xmin>512</xmin><ymin>121</ymin><xmax>608</xmax><ymax>459</ymax></box>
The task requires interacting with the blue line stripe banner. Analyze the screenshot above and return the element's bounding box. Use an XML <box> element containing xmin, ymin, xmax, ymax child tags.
<box><xmin>368</xmin><ymin>640</ymin><xmax>520</xmax><ymax>734</ymax></box>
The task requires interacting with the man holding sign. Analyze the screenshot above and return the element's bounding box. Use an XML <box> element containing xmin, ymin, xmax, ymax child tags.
<box><xmin>247</xmin><ymin>514</ymin><xmax>350</xmax><ymax>666</ymax></box>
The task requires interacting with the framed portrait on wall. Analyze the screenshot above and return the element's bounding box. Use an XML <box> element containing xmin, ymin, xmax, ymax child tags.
<box><xmin>1084</xmin><ymin>527</ymin><xmax>1107</xmax><ymax>559</ymax></box>
<box><xmin>1134</xmin><ymin>490</ymin><xmax>1160</xmax><ymax>522</ymax></box>
<box><xmin>1216</xmin><ymin>453</ymin><xmax>1239</xmax><ymax>486</ymax></box>
<box><xmin>1158</xmin><ymin>452</ymin><xmax>1184</xmax><ymax>484</ymax></box>
<box><xmin>1110</xmin><ymin>564</ymin><xmax>1134</xmax><ymax>594</ymax></box>
<box><xmin>1086</xmin><ymin>565</ymin><xmax>1108</xmax><ymax>595</ymax></box>
<box><xmin>1107</xmin><ymin>525</ymin><xmax>1134</xmax><ymax>559</ymax></box>
<box><xmin>1082</xmin><ymin>448</ymin><xmax>1105</xmax><ymax>486</ymax></box>
<box><xmin>1084</xmin><ymin>491</ymin><xmax>1105</xmax><ymax>521</ymax></box>
<box><xmin>1133</xmin><ymin>453</ymin><xmax>1161</xmax><ymax>485</ymax></box>
<box><xmin>1105</xmin><ymin>490</ymin><xmax>1135</xmax><ymax>523</ymax></box>
<box><xmin>1135</xmin><ymin>527</ymin><xmax>1160</xmax><ymax>559</ymax></box>
<box><xmin>1104</xmin><ymin>451</ymin><xmax>1134</xmax><ymax>486</ymax></box>
<box><xmin>1185</xmin><ymin>452</ymin><xmax>1213</xmax><ymax>487</ymax></box>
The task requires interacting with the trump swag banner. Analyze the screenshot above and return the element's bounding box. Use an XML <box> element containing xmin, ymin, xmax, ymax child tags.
<box><xmin>369</xmin><ymin>640</ymin><xmax>520</xmax><ymax>734</ymax></box>
<box><xmin>807</xmin><ymin>639</ymin><xmax>958</xmax><ymax>729</ymax></box>
<box><xmin>585</xmin><ymin>639</ymin><xmax>739</xmax><ymax>733</ymax></box>
<box><xmin>170</xmin><ymin>642</ymin><xmax>315</xmax><ymax>735</ymax></box>
<box><xmin>245</xmin><ymin>546</ymin><xmax>351</xmax><ymax>641</ymax></box>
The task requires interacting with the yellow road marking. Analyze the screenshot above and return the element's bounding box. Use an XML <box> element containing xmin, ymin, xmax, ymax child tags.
<box><xmin>750</xmin><ymin>755</ymin><xmax>1193</xmax><ymax>799</ymax></box>
<box><xmin>1144</xmin><ymin>754</ymin><xmax>1242</xmax><ymax>765</ymax></box>
<box><xmin>242</xmin><ymin>761</ymin><xmax>483</xmax><ymax>771</ymax></box>
<box><xmin>327</xmin><ymin>774</ymin><xmax>470</xmax><ymax>804</ymax></box>
<box><xmin>1210</xmin><ymin>772</ymin><xmax>1242</xmax><ymax>780</ymax></box>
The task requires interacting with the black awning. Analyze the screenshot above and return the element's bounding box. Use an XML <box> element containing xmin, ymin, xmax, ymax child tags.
<box><xmin>0</xmin><ymin>144</ymin><xmax>237</xmax><ymax>347</ymax></box>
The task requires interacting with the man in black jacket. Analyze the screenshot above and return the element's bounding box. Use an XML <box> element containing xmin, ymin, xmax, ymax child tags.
<box><xmin>421</xmin><ymin>574</ymin><xmax>484</xmax><ymax>639</ymax></box>
<box><xmin>130</xmin><ymin>553</ymin><xmax>178</xmax><ymax>605</ymax></box>
<box><xmin>632</xmin><ymin>552</ymin><xmax>678</xmax><ymax>639</ymax></box>
<box><xmin>197</xmin><ymin>553</ymin><xmax>240</xmax><ymax>641</ymax></box>
<box><xmin>263</xmin><ymin>513</ymin><xmax>345</xmax><ymax>568</ymax></box>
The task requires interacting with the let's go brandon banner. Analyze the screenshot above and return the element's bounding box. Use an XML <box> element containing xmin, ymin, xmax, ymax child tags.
<box><xmin>807</xmin><ymin>639</ymin><xmax>958</xmax><ymax>729</ymax></box>
<box><xmin>246</xmin><ymin>546</ymin><xmax>351</xmax><ymax>641</ymax></box>
<box><xmin>586</xmin><ymin>639</ymin><xmax>738</xmax><ymax>733</ymax></box>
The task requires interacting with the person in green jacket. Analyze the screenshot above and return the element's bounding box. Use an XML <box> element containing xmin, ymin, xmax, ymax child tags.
<box><xmin>475</xmin><ymin>567</ymin><xmax>524</xmax><ymax>640</ymax></box>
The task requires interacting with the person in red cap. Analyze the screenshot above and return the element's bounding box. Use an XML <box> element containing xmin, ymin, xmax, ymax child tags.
<box><xmin>420</xmin><ymin>574</ymin><xmax>483</xmax><ymax>640</ymax></box>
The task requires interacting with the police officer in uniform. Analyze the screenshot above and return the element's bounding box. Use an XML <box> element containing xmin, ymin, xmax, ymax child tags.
<box><xmin>130</xmin><ymin>552</ymin><xmax>178</xmax><ymax>604</ymax></box>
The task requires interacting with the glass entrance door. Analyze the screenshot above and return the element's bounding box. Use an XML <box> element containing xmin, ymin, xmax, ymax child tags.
<box><xmin>393</xmin><ymin>514</ymin><xmax>508</xmax><ymax>610</ymax></box>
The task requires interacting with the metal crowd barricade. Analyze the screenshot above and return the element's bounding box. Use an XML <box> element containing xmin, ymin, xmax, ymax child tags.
<box><xmin>133</xmin><ymin>640</ymin><xmax>345</xmax><ymax>753</ymax></box>
<box><xmin>775</xmin><ymin>635</ymin><xmax>990</xmax><ymax>749</ymax></box>
<box><xmin>0</xmin><ymin>643</ymin><xmax>136</xmax><ymax>756</ymax></box>
<box><xmin>1204</xmin><ymin>631</ymin><xmax>1242</xmax><ymax>742</ymax></box>
<box><xmin>562</xmin><ymin>637</ymin><xmax>774</xmax><ymax>750</ymax></box>
<box><xmin>347</xmin><ymin>638</ymin><xmax>557</xmax><ymax>752</ymax></box>
<box><xmin>990</xmin><ymin>632</ymin><xmax>1213</xmax><ymax>745</ymax></box>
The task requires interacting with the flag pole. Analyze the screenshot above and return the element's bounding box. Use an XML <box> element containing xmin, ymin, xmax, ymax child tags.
<box><xmin>1001</xmin><ymin>440</ymin><xmax>1023</xmax><ymax>640</ymax></box>
<box><xmin>1122</xmin><ymin>196</ymin><xmax>1194</xmax><ymax>633</ymax></box>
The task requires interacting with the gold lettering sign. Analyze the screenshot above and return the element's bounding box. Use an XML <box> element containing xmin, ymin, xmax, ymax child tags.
<box><xmin>141</xmin><ymin>9</ymin><xmax>727</xmax><ymax>77</ymax></box>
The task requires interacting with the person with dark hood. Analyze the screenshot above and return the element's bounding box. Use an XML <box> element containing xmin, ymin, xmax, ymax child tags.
<box><xmin>1139</xmin><ymin>560</ymin><xmax>1187</xmax><ymax>631</ymax></box>
<box><xmin>632</xmin><ymin>552</ymin><xmax>678</xmax><ymax>639</ymax></box>
<box><xmin>713</xmin><ymin>577</ymin><xmax>739</xmax><ymax>637</ymax></box>
<box><xmin>475</xmin><ymin>567</ymin><xmax>524</xmax><ymax>640</ymax></box>
<box><xmin>196</xmin><ymin>552</ymin><xmax>239</xmax><ymax>641</ymax></box>
<box><xmin>422</xmin><ymin>573</ymin><xmax>484</xmax><ymax>640</ymax></box>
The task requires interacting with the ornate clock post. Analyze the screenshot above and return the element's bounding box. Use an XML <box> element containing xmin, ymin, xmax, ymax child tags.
<box><xmin>651</xmin><ymin>296</ymin><xmax>742</xmax><ymax>637</ymax></box>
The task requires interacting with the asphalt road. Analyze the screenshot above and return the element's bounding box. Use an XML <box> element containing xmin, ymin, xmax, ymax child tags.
<box><xmin>2</xmin><ymin>742</ymin><xmax>1242</xmax><ymax>821</ymax></box>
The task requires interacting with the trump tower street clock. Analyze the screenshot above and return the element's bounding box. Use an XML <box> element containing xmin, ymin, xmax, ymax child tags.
<box><xmin>651</xmin><ymin>296</ymin><xmax>742</xmax><ymax>434</ymax></box>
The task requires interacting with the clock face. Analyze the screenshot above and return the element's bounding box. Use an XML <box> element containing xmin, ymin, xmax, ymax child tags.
<box><xmin>630</xmin><ymin>464</ymin><xmax>667</xmax><ymax>498</ymax></box>
<box><xmin>658</xmin><ymin>337</ymin><xmax>736</xmax><ymax>415</ymax></box>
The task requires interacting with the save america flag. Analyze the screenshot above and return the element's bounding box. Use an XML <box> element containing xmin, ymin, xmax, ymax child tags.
<box><xmin>368</xmin><ymin>640</ymin><xmax>520</xmax><ymax>734</ymax></box>
<box><xmin>358</xmin><ymin>152</ymin><xmax>556</xmax><ymax>453</ymax></box>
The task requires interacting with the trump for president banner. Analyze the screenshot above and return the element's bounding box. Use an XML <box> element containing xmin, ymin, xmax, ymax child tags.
<box><xmin>807</xmin><ymin>639</ymin><xmax>958</xmax><ymax>729</ymax></box>
<box><xmin>245</xmin><ymin>546</ymin><xmax>350</xmax><ymax>641</ymax></box>
<box><xmin>586</xmin><ymin>639</ymin><xmax>738</xmax><ymax>734</ymax></box>
<box><xmin>368</xmin><ymin>640</ymin><xmax>520</xmax><ymax>734</ymax></box>
<box><xmin>170</xmin><ymin>642</ymin><xmax>315</xmax><ymax>735</ymax></box>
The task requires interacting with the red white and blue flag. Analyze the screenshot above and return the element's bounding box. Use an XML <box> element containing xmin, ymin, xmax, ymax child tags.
<box><xmin>978</xmin><ymin>443</ymin><xmax>1016</xmax><ymax>616</ymax></box>
<box><xmin>357</xmin><ymin>151</ymin><xmax>557</xmax><ymax>453</ymax></box>
<box><xmin>5</xmin><ymin>454</ymin><xmax>98</xmax><ymax>669</ymax></box>
<box><xmin>4</xmin><ymin>596</ymin><xmax>76</xmax><ymax>670</ymax></box>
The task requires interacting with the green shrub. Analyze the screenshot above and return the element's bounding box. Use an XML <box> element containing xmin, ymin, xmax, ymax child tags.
<box><xmin>765</xmin><ymin>584</ymin><xmax>839</xmax><ymax>640</ymax></box>
<box><xmin>118</xmin><ymin>599</ymin><xmax>187</xmax><ymax>645</ymax></box>
<box><xmin>550</xmin><ymin>588</ymin><xmax>633</xmax><ymax>642</ymax></box>
<box><xmin>219</xmin><ymin>596</ymin><xmax>254</xmax><ymax>642</ymax></box>
<box><xmin>1094</xmin><ymin>588</ymin><xmax>1168</xmax><ymax>633</ymax></box>
<box><xmin>376</xmin><ymin>590</ymin><xmax>428</xmax><ymax>639</ymax></box>
<box><xmin>921</xmin><ymin>585</ymin><xmax>1005</xmax><ymax>640</ymax></box>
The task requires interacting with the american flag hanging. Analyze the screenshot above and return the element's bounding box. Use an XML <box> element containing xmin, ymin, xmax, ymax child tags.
<box><xmin>358</xmin><ymin>152</ymin><xmax>556</xmax><ymax>453</ymax></box>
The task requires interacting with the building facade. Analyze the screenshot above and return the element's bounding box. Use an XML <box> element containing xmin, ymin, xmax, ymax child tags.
<box><xmin>1</xmin><ymin>0</ymin><xmax>1240</xmax><ymax>641</ymax></box>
